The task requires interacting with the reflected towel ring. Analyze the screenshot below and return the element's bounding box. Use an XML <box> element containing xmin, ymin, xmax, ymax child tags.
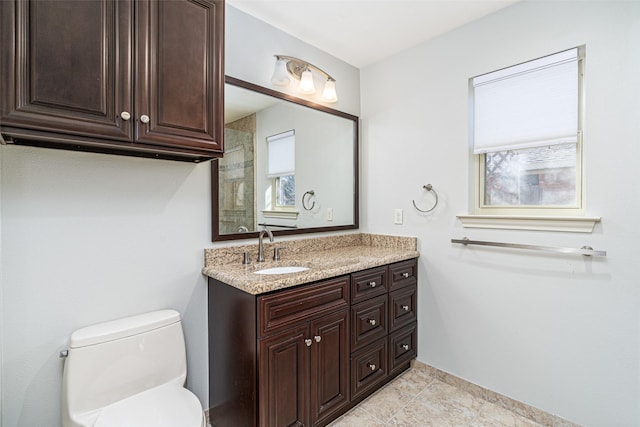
<box><xmin>412</xmin><ymin>184</ymin><xmax>438</xmax><ymax>213</ymax></box>
<box><xmin>302</xmin><ymin>190</ymin><xmax>316</xmax><ymax>211</ymax></box>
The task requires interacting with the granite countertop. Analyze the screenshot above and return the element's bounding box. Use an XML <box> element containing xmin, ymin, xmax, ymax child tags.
<box><xmin>202</xmin><ymin>233</ymin><xmax>419</xmax><ymax>295</ymax></box>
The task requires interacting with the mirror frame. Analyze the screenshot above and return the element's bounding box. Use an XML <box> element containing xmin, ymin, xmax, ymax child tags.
<box><xmin>212</xmin><ymin>76</ymin><xmax>359</xmax><ymax>241</ymax></box>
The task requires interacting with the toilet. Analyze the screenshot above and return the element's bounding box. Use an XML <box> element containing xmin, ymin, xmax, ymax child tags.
<box><xmin>61</xmin><ymin>309</ymin><xmax>205</xmax><ymax>427</ymax></box>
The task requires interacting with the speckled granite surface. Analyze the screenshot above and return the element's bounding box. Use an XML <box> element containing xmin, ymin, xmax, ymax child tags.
<box><xmin>203</xmin><ymin>233</ymin><xmax>419</xmax><ymax>295</ymax></box>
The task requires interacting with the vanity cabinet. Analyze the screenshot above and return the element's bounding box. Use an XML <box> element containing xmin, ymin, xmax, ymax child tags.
<box><xmin>388</xmin><ymin>260</ymin><xmax>418</xmax><ymax>375</ymax></box>
<box><xmin>0</xmin><ymin>0</ymin><xmax>224</xmax><ymax>162</ymax></box>
<box><xmin>208</xmin><ymin>258</ymin><xmax>418</xmax><ymax>427</ymax></box>
<box><xmin>257</xmin><ymin>277</ymin><xmax>350</xmax><ymax>426</ymax></box>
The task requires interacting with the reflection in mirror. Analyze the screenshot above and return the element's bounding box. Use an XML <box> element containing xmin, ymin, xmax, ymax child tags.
<box><xmin>213</xmin><ymin>76</ymin><xmax>359</xmax><ymax>241</ymax></box>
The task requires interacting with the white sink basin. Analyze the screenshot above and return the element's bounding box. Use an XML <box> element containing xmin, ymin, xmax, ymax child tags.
<box><xmin>254</xmin><ymin>266</ymin><xmax>310</xmax><ymax>275</ymax></box>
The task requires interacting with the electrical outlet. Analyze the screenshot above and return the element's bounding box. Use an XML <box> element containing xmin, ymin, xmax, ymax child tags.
<box><xmin>394</xmin><ymin>208</ymin><xmax>403</xmax><ymax>225</ymax></box>
<box><xmin>327</xmin><ymin>207</ymin><xmax>333</xmax><ymax>221</ymax></box>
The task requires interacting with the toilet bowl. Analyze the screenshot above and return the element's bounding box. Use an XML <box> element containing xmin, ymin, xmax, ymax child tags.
<box><xmin>61</xmin><ymin>310</ymin><xmax>205</xmax><ymax>427</ymax></box>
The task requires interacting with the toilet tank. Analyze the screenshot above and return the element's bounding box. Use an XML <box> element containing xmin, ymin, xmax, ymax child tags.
<box><xmin>62</xmin><ymin>310</ymin><xmax>188</xmax><ymax>424</ymax></box>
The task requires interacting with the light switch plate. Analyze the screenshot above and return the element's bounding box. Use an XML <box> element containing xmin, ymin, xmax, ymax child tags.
<box><xmin>327</xmin><ymin>207</ymin><xmax>333</xmax><ymax>221</ymax></box>
<box><xmin>394</xmin><ymin>208</ymin><xmax>403</xmax><ymax>225</ymax></box>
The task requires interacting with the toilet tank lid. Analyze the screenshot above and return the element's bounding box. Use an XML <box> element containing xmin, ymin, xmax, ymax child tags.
<box><xmin>70</xmin><ymin>309</ymin><xmax>181</xmax><ymax>348</ymax></box>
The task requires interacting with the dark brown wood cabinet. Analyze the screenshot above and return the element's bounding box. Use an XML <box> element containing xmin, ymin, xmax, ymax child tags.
<box><xmin>257</xmin><ymin>277</ymin><xmax>350</xmax><ymax>427</ymax></box>
<box><xmin>208</xmin><ymin>258</ymin><xmax>418</xmax><ymax>427</ymax></box>
<box><xmin>0</xmin><ymin>0</ymin><xmax>224</xmax><ymax>162</ymax></box>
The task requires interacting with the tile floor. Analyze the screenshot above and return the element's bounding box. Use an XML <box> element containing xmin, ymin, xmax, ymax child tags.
<box><xmin>328</xmin><ymin>363</ymin><xmax>544</xmax><ymax>427</ymax></box>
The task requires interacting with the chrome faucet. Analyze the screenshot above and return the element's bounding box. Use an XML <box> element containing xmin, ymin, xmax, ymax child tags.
<box><xmin>257</xmin><ymin>227</ymin><xmax>274</xmax><ymax>262</ymax></box>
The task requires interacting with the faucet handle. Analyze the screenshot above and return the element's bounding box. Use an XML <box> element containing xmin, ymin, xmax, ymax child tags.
<box><xmin>273</xmin><ymin>247</ymin><xmax>282</xmax><ymax>261</ymax></box>
<box><xmin>238</xmin><ymin>251</ymin><xmax>251</xmax><ymax>265</ymax></box>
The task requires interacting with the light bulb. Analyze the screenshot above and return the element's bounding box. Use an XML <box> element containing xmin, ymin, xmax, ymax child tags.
<box><xmin>271</xmin><ymin>58</ymin><xmax>290</xmax><ymax>86</ymax></box>
<box><xmin>321</xmin><ymin>79</ymin><xmax>338</xmax><ymax>103</ymax></box>
<box><xmin>298</xmin><ymin>69</ymin><xmax>316</xmax><ymax>94</ymax></box>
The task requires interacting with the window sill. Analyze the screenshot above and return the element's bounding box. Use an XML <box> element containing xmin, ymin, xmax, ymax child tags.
<box><xmin>263</xmin><ymin>210</ymin><xmax>299</xmax><ymax>220</ymax></box>
<box><xmin>456</xmin><ymin>215</ymin><xmax>601</xmax><ymax>233</ymax></box>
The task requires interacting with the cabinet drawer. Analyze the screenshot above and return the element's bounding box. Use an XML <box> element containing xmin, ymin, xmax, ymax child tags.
<box><xmin>258</xmin><ymin>276</ymin><xmax>349</xmax><ymax>337</ymax></box>
<box><xmin>389</xmin><ymin>259</ymin><xmax>417</xmax><ymax>291</ymax></box>
<box><xmin>351</xmin><ymin>266</ymin><xmax>387</xmax><ymax>304</ymax></box>
<box><xmin>350</xmin><ymin>338</ymin><xmax>388</xmax><ymax>400</ymax></box>
<box><xmin>389</xmin><ymin>322</ymin><xmax>417</xmax><ymax>375</ymax></box>
<box><xmin>351</xmin><ymin>294</ymin><xmax>387</xmax><ymax>351</ymax></box>
<box><xmin>389</xmin><ymin>285</ymin><xmax>417</xmax><ymax>332</ymax></box>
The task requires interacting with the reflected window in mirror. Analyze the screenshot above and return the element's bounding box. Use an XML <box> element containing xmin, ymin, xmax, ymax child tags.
<box><xmin>266</xmin><ymin>130</ymin><xmax>297</xmax><ymax>215</ymax></box>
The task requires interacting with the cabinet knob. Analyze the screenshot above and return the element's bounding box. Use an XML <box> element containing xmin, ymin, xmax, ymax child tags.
<box><xmin>314</xmin><ymin>335</ymin><xmax>321</xmax><ymax>343</ymax></box>
<box><xmin>402</xmin><ymin>272</ymin><xmax>410</xmax><ymax>278</ymax></box>
<box><xmin>401</xmin><ymin>344</ymin><xmax>410</xmax><ymax>351</ymax></box>
<box><xmin>140</xmin><ymin>114</ymin><xmax>150</xmax><ymax>124</ymax></box>
<box><xmin>401</xmin><ymin>305</ymin><xmax>410</xmax><ymax>311</ymax></box>
<box><xmin>368</xmin><ymin>363</ymin><xmax>376</xmax><ymax>371</ymax></box>
<box><xmin>368</xmin><ymin>319</ymin><xmax>376</xmax><ymax>326</ymax></box>
<box><xmin>120</xmin><ymin>111</ymin><xmax>131</xmax><ymax>121</ymax></box>
<box><xmin>368</xmin><ymin>281</ymin><xmax>376</xmax><ymax>288</ymax></box>
<box><xmin>305</xmin><ymin>338</ymin><xmax>312</xmax><ymax>347</ymax></box>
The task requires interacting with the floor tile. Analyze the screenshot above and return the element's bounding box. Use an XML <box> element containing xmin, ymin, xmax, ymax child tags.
<box><xmin>327</xmin><ymin>366</ymin><xmax>552</xmax><ymax>427</ymax></box>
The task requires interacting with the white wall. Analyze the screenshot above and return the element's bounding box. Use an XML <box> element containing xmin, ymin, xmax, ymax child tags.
<box><xmin>225</xmin><ymin>5</ymin><xmax>361</xmax><ymax>116</ymax></box>
<box><xmin>0</xmin><ymin>6</ymin><xmax>361</xmax><ymax>427</ymax></box>
<box><xmin>0</xmin><ymin>146</ymin><xmax>211</xmax><ymax>427</ymax></box>
<box><xmin>360</xmin><ymin>2</ymin><xmax>639</xmax><ymax>426</ymax></box>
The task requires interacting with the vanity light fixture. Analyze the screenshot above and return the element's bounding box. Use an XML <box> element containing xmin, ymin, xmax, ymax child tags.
<box><xmin>270</xmin><ymin>55</ymin><xmax>338</xmax><ymax>103</ymax></box>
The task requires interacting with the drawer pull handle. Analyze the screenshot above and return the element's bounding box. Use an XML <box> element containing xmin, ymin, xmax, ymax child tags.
<box><xmin>368</xmin><ymin>319</ymin><xmax>376</xmax><ymax>326</ymax></box>
<box><xmin>305</xmin><ymin>339</ymin><xmax>312</xmax><ymax>347</ymax></box>
<box><xmin>401</xmin><ymin>305</ymin><xmax>410</xmax><ymax>311</ymax></box>
<box><xmin>368</xmin><ymin>363</ymin><xmax>376</xmax><ymax>371</ymax></box>
<box><xmin>402</xmin><ymin>272</ymin><xmax>410</xmax><ymax>278</ymax></box>
<box><xmin>368</xmin><ymin>281</ymin><xmax>377</xmax><ymax>288</ymax></box>
<box><xmin>314</xmin><ymin>335</ymin><xmax>322</xmax><ymax>343</ymax></box>
<box><xmin>401</xmin><ymin>344</ymin><xmax>410</xmax><ymax>351</ymax></box>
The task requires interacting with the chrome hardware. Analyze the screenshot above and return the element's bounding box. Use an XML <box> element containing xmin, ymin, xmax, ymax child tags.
<box><xmin>140</xmin><ymin>114</ymin><xmax>150</xmax><ymax>124</ymax></box>
<box><xmin>302</xmin><ymin>190</ymin><xmax>316</xmax><ymax>211</ymax></box>
<box><xmin>368</xmin><ymin>319</ymin><xmax>376</xmax><ymax>326</ymax></box>
<box><xmin>314</xmin><ymin>335</ymin><xmax>321</xmax><ymax>343</ymax></box>
<box><xmin>305</xmin><ymin>338</ymin><xmax>312</xmax><ymax>347</ymax></box>
<box><xmin>257</xmin><ymin>226</ymin><xmax>274</xmax><ymax>262</ymax></box>
<box><xmin>401</xmin><ymin>344</ymin><xmax>409</xmax><ymax>351</ymax></box>
<box><xmin>273</xmin><ymin>247</ymin><xmax>281</xmax><ymax>261</ymax></box>
<box><xmin>368</xmin><ymin>363</ymin><xmax>376</xmax><ymax>371</ymax></box>
<box><xmin>368</xmin><ymin>281</ymin><xmax>376</xmax><ymax>288</ymax></box>
<box><xmin>59</xmin><ymin>350</ymin><xmax>69</xmax><ymax>358</ymax></box>
<box><xmin>402</xmin><ymin>272</ymin><xmax>410</xmax><ymax>278</ymax></box>
<box><xmin>401</xmin><ymin>305</ymin><xmax>410</xmax><ymax>311</ymax></box>
<box><xmin>451</xmin><ymin>237</ymin><xmax>607</xmax><ymax>257</ymax></box>
<box><xmin>120</xmin><ymin>111</ymin><xmax>131</xmax><ymax>121</ymax></box>
<box><xmin>239</xmin><ymin>251</ymin><xmax>251</xmax><ymax>265</ymax></box>
<box><xmin>412</xmin><ymin>183</ymin><xmax>439</xmax><ymax>213</ymax></box>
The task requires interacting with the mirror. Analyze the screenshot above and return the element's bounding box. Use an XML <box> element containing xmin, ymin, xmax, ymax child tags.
<box><xmin>212</xmin><ymin>76</ymin><xmax>359</xmax><ymax>241</ymax></box>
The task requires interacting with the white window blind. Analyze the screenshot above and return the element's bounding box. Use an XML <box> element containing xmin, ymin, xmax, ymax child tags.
<box><xmin>472</xmin><ymin>48</ymin><xmax>579</xmax><ymax>154</ymax></box>
<box><xmin>267</xmin><ymin>130</ymin><xmax>295</xmax><ymax>177</ymax></box>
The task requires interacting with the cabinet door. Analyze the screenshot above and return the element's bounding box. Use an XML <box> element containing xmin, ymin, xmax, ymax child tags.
<box><xmin>259</xmin><ymin>325</ymin><xmax>310</xmax><ymax>427</ymax></box>
<box><xmin>135</xmin><ymin>0</ymin><xmax>223</xmax><ymax>153</ymax></box>
<box><xmin>310</xmin><ymin>310</ymin><xmax>349</xmax><ymax>426</ymax></box>
<box><xmin>0</xmin><ymin>0</ymin><xmax>133</xmax><ymax>140</ymax></box>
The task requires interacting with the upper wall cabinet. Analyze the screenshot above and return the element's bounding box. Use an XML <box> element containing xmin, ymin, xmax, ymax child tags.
<box><xmin>0</xmin><ymin>0</ymin><xmax>224</xmax><ymax>162</ymax></box>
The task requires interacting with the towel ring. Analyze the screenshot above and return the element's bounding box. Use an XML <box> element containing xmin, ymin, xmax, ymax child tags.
<box><xmin>302</xmin><ymin>190</ymin><xmax>316</xmax><ymax>211</ymax></box>
<box><xmin>412</xmin><ymin>184</ymin><xmax>438</xmax><ymax>213</ymax></box>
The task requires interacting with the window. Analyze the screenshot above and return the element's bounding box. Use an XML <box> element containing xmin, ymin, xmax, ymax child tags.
<box><xmin>267</xmin><ymin>130</ymin><xmax>296</xmax><ymax>211</ymax></box>
<box><xmin>471</xmin><ymin>47</ymin><xmax>584</xmax><ymax>216</ymax></box>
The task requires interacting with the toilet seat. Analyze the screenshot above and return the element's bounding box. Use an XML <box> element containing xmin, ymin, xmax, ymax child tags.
<box><xmin>93</xmin><ymin>384</ymin><xmax>204</xmax><ymax>427</ymax></box>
